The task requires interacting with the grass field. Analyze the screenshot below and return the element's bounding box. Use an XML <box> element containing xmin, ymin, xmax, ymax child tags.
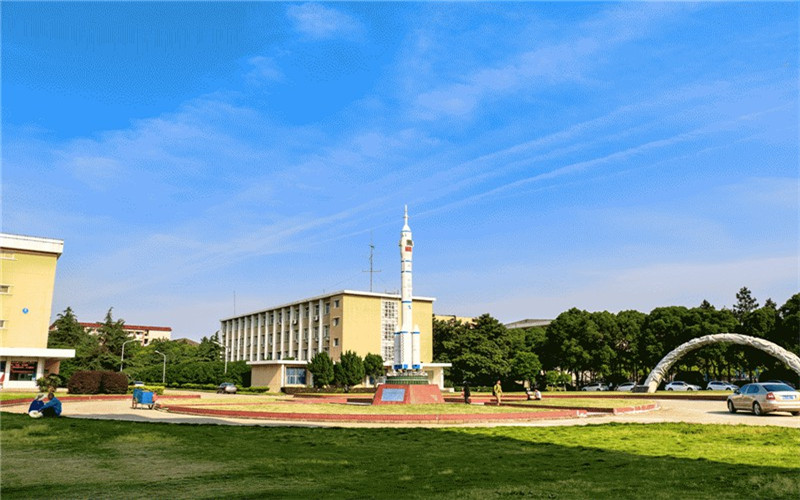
<box><xmin>1</xmin><ymin>412</ymin><xmax>797</xmax><ymax>499</ymax></box>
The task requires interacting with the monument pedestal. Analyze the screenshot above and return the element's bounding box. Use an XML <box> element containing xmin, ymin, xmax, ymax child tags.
<box><xmin>372</xmin><ymin>383</ymin><xmax>445</xmax><ymax>405</ymax></box>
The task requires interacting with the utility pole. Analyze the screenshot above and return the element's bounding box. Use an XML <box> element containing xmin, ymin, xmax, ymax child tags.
<box><xmin>362</xmin><ymin>233</ymin><xmax>381</xmax><ymax>292</ymax></box>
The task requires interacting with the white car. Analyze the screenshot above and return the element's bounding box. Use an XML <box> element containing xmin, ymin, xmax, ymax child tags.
<box><xmin>664</xmin><ymin>381</ymin><xmax>701</xmax><ymax>391</ymax></box>
<box><xmin>615</xmin><ymin>382</ymin><xmax>636</xmax><ymax>392</ymax></box>
<box><xmin>706</xmin><ymin>380</ymin><xmax>738</xmax><ymax>391</ymax></box>
<box><xmin>581</xmin><ymin>382</ymin><xmax>609</xmax><ymax>391</ymax></box>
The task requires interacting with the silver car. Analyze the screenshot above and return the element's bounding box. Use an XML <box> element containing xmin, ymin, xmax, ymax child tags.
<box><xmin>727</xmin><ymin>383</ymin><xmax>800</xmax><ymax>416</ymax></box>
<box><xmin>615</xmin><ymin>382</ymin><xmax>636</xmax><ymax>392</ymax></box>
<box><xmin>581</xmin><ymin>382</ymin><xmax>609</xmax><ymax>391</ymax></box>
<box><xmin>664</xmin><ymin>381</ymin><xmax>702</xmax><ymax>391</ymax></box>
<box><xmin>706</xmin><ymin>380</ymin><xmax>738</xmax><ymax>391</ymax></box>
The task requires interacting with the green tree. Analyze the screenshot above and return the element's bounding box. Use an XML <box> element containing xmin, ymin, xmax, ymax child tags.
<box><xmin>363</xmin><ymin>353</ymin><xmax>384</xmax><ymax>384</ymax></box>
<box><xmin>48</xmin><ymin>307</ymin><xmax>86</xmax><ymax>348</ymax></box>
<box><xmin>510</xmin><ymin>351</ymin><xmax>542</xmax><ymax>388</ymax></box>
<box><xmin>733</xmin><ymin>286</ymin><xmax>759</xmax><ymax>324</ymax></box>
<box><xmin>448</xmin><ymin>314</ymin><xmax>512</xmax><ymax>387</ymax></box>
<box><xmin>96</xmin><ymin>308</ymin><xmax>133</xmax><ymax>370</ymax></box>
<box><xmin>307</xmin><ymin>351</ymin><xmax>335</xmax><ymax>388</ymax></box>
<box><xmin>48</xmin><ymin>307</ymin><xmax>102</xmax><ymax>382</ymax></box>
<box><xmin>775</xmin><ymin>293</ymin><xmax>800</xmax><ymax>355</ymax></box>
<box><xmin>614</xmin><ymin>310</ymin><xmax>646</xmax><ymax>382</ymax></box>
<box><xmin>336</xmin><ymin>351</ymin><xmax>365</xmax><ymax>391</ymax></box>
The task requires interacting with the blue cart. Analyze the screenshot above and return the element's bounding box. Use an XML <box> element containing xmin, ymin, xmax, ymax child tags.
<box><xmin>131</xmin><ymin>388</ymin><xmax>155</xmax><ymax>409</ymax></box>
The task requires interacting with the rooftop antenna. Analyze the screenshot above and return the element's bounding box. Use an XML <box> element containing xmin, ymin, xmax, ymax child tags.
<box><xmin>362</xmin><ymin>232</ymin><xmax>381</xmax><ymax>292</ymax></box>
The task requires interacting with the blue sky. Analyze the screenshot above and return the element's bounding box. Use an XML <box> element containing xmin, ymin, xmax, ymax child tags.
<box><xmin>3</xmin><ymin>2</ymin><xmax>797</xmax><ymax>340</ymax></box>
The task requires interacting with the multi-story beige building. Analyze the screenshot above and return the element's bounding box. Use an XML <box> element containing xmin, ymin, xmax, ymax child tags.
<box><xmin>0</xmin><ymin>233</ymin><xmax>74</xmax><ymax>389</ymax></box>
<box><xmin>62</xmin><ymin>322</ymin><xmax>172</xmax><ymax>346</ymax></box>
<box><xmin>220</xmin><ymin>290</ymin><xmax>448</xmax><ymax>390</ymax></box>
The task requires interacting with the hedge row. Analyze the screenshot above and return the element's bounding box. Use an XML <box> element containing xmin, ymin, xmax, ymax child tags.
<box><xmin>282</xmin><ymin>386</ymin><xmax>377</xmax><ymax>395</ymax></box>
<box><xmin>67</xmin><ymin>371</ymin><xmax>129</xmax><ymax>394</ymax></box>
<box><xmin>239</xmin><ymin>386</ymin><xmax>270</xmax><ymax>394</ymax></box>
<box><xmin>126</xmin><ymin>385</ymin><xmax>165</xmax><ymax>395</ymax></box>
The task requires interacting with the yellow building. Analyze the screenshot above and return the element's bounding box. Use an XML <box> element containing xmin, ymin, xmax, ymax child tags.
<box><xmin>0</xmin><ymin>233</ymin><xmax>74</xmax><ymax>389</ymax></box>
<box><xmin>220</xmin><ymin>290</ymin><xmax>448</xmax><ymax>390</ymax></box>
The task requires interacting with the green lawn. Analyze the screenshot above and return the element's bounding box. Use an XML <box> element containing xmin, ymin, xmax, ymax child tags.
<box><xmin>1</xmin><ymin>412</ymin><xmax>797</xmax><ymax>499</ymax></box>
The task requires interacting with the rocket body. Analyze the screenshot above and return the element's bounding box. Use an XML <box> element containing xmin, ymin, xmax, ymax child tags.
<box><xmin>395</xmin><ymin>206</ymin><xmax>421</xmax><ymax>371</ymax></box>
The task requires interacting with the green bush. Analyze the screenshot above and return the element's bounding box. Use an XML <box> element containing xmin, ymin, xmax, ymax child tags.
<box><xmin>68</xmin><ymin>371</ymin><xmax>102</xmax><ymax>394</ymax></box>
<box><xmin>101</xmin><ymin>372</ymin><xmax>129</xmax><ymax>394</ymax></box>
<box><xmin>238</xmin><ymin>386</ymin><xmax>270</xmax><ymax>394</ymax></box>
<box><xmin>36</xmin><ymin>374</ymin><xmax>63</xmax><ymax>392</ymax></box>
<box><xmin>127</xmin><ymin>385</ymin><xmax>165</xmax><ymax>395</ymax></box>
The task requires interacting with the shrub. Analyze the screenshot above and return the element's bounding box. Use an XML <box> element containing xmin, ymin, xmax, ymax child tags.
<box><xmin>238</xmin><ymin>386</ymin><xmax>270</xmax><ymax>394</ymax></box>
<box><xmin>37</xmin><ymin>374</ymin><xmax>62</xmax><ymax>392</ymax></box>
<box><xmin>127</xmin><ymin>385</ymin><xmax>165</xmax><ymax>395</ymax></box>
<box><xmin>282</xmin><ymin>386</ymin><xmax>376</xmax><ymax>395</ymax></box>
<box><xmin>68</xmin><ymin>371</ymin><xmax>102</xmax><ymax>394</ymax></box>
<box><xmin>100</xmin><ymin>372</ymin><xmax>129</xmax><ymax>394</ymax></box>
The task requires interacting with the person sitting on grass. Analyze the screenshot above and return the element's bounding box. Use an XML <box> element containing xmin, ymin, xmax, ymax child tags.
<box><xmin>533</xmin><ymin>388</ymin><xmax>542</xmax><ymax>401</ymax></box>
<box><xmin>38</xmin><ymin>391</ymin><xmax>62</xmax><ymax>418</ymax></box>
<box><xmin>28</xmin><ymin>393</ymin><xmax>46</xmax><ymax>413</ymax></box>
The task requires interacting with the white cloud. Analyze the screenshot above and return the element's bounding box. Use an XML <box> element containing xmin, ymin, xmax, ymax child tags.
<box><xmin>245</xmin><ymin>56</ymin><xmax>284</xmax><ymax>84</ymax></box>
<box><xmin>286</xmin><ymin>3</ymin><xmax>362</xmax><ymax>40</ymax></box>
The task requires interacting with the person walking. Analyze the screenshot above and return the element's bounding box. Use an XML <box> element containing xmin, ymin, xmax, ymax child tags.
<box><xmin>463</xmin><ymin>381</ymin><xmax>471</xmax><ymax>404</ymax></box>
<box><xmin>493</xmin><ymin>379</ymin><xmax>503</xmax><ymax>406</ymax></box>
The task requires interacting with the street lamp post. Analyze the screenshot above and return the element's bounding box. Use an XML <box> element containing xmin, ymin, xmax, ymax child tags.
<box><xmin>154</xmin><ymin>350</ymin><xmax>166</xmax><ymax>384</ymax></box>
<box><xmin>212</xmin><ymin>340</ymin><xmax>230</xmax><ymax>374</ymax></box>
<box><xmin>120</xmin><ymin>339</ymin><xmax>137</xmax><ymax>372</ymax></box>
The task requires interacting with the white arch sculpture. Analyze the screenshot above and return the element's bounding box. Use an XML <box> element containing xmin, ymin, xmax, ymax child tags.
<box><xmin>640</xmin><ymin>333</ymin><xmax>800</xmax><ymax>393</ymax></box>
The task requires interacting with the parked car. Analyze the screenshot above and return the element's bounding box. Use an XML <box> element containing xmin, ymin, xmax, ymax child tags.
<box><xmin>133</xmin><ymin>381</ymin><xmax>145</xmax><ymax>387</ymax></box>
<box><xmin>615</xmin><ymin>382</ymin><xmax>636</xmax><ymax>392</ymax></box>
<box><xmin>581</xmin><ymin>382</ymin><xmax>609</xmax><ymax>391</ymax></box>
<box><xmin>664</xmin><ymin>381</ymin><xmax>702</xmax><ymax>391</ymax></box>
<box><xmin>217</xmin><ymin>382</ymin><xmax>238</xmax><ymax>394</ymax></box>
<box><xmin>706</xmin><ymin>380</ymin><xmax>738</xmax><ymax>391</ymax></box>
<box><xmin>727</xmin><ymin>382</ymin><xmax>800</xmax><ymax>416</ymax></box>
<box><xmin>762</xmin><ymin>380</ymin><xmax>797</xmax><ymax>389</ymax></box>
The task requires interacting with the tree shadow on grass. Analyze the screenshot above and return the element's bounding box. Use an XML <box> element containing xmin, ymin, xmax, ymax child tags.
<box><xmin>0</xmin><ymin>413</ymin><xmax>798</xmax><ymax>499</ymax></box>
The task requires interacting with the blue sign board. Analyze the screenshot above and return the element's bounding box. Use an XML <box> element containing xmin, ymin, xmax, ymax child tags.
<box><xmin>381</xmin><ymin>388</ymin><xmax>406</xmax><ymax>402</ymax></box>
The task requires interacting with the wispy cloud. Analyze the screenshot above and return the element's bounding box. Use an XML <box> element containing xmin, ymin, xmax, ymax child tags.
<box><xmin>286</xmin><ymin>3</ymin><xmax>363</xmax><ymax>40</ymax></box>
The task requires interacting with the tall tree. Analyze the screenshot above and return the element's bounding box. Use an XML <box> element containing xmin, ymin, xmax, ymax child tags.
<box><xmin>307</xmin><ymin>351</ymin><xmax>335</xmax><ymax>388</ymax></box>
<box><xmin>510</xmin><ymin>351</ymin><xmax>542</xmax><ymax>388</ymax></box>
<box><xmin>336</xmin><ymin>351</ymin><xmax>365</xmax><ymax>391</ymax></box>
<box><xmin>733</xmin><ymin>286</ymin><xmax>759</xmax><ymax>324</ymax></box>
<box><xmin>363</xmin><ymin>353</ymin><xmax>385</xmax><ymax>383</ymax></box>
<box><xmin>48</xmin><ymin>307</ymin><xmax>87</xmax><ymax>348</ymax></box>
<box><xmin>448</xmin><ymin>314</ymin><xmax>512</xmax><ymax>386</ymax></box>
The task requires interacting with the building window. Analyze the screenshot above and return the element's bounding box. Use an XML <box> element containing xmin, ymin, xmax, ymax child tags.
<box><xmin>9</xmin><ymin>361</ymin><xmax>37</xmax><ymax>381</ymax></box>
<box><xmin>333</xmin><ymin>317</ymin><xmax>340</xmax><ymax>327</ymax></box>
<box><xmin>314</xmin><ymin>305</ymin><xmax>320</xmax><ymax>315</ymax></box>
<box><xmin>0</xmin><ymin>284</ymin><xmax>10</xmax><ymax>294</ymax></box>
<box><xmin>286</xmin><ymin>367</ymin><xmax>307</xmax><ymax>385</ymax></box>
<box><xmin>0</xmin><ymin>319</ymin><xmax>6</xmax><ymax>329</ymax></box>
<box><xmin>324</xmin><ymin>302</ymin><xmax>330</xmax><ymax>314</ymax></box>
<box><xmin>333</xmin><ymin>338</ymin><xmax>339</xmax><ymax>347</ymax></box>
<box><xmin>381</xmin><ymin>300</ymin><xmax>398</xmax><ymax>361</ymax></box>
<box><xmin>334</xmin><ymin>299</ymin><xmax>340</xmax><ymax>308</ymax></box>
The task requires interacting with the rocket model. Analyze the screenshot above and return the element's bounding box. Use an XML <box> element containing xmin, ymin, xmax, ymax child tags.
<box><xmin>394</xmin><ymin>205</ymin><xmax>421</xmax><ymax>371</ymax></box>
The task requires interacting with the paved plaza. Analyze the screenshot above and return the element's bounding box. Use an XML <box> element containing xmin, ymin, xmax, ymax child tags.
<box><xmin>3</xmin><ymin>393</ymin><xmax>798</xmax><ymax>428</ymax></box>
